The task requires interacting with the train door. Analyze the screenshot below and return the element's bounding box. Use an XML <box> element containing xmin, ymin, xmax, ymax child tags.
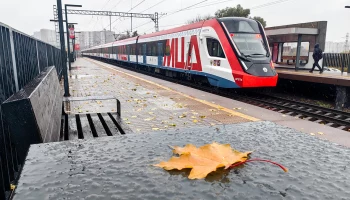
<box><xmin>127</xmin><ymin>45</ymin><xmax>130</xmax><ymax>62</ymax></box>
<box><xmin>136</xmin><ymin>44</ymin><xmax>138</xmax><ymax>64</ymax></box>
<box><xmin>143</xmin><ymin>44</ymin><xmax>146</xmax><ymax>64</ymax></box>
<box><xmin>157</xmin><ymin>42</ymin><xmax>163</xmax><ymax>66</ymax></box>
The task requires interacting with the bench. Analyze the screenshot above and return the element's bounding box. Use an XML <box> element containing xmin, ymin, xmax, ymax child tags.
<box><xmin>282</xmin><ymin>55</ymin><xmax>309</xmax><ymax>65</ymax></box>
<box><xmin>61</xmin><ymin>96</ymin><xmax>132</xmax><ymax>140</ymax></box>
<box><xmin>1</xmin><ymin>67</ymin><xmax>131</xmax><ymax>200</ymax></box>
<box><xmin>2</xmin><ymin>66</ymin><xmax>62</xmax><ymax>163</ymax></box>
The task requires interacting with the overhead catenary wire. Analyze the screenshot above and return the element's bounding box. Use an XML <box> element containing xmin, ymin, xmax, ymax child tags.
<box><xmin>139</xmin><ymin>0</ymin><xmax>168</xmax><ymax>13</ymax></box>
<box><xmin>97</xmin><ymin>0</ymin><xmax>295</xmax><ymax>39</ymax></box>
<box><xmin>135</xmin><ymin>0</ymin><xmax>295</xmax><ymax>34</ymax></box>
<box><xmin>126</xmin><ymin>0</ymin><xmax>210</xmax><ymax>34</ymax></box>
<box><xmin>109</xmin><ymin>0</ymin><xmax>147</xmax><ymax>30</ymax></box>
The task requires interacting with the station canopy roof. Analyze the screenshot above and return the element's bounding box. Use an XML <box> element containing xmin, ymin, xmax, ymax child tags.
<box><xmin>265</xmin><ymin>27</ymin><xmax>318</xmax><ymax>36</ymax></box>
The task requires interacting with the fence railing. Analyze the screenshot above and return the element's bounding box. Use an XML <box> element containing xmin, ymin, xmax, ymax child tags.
<box><xmin>0</xmin><ymin>22</ymin><xmax>63</xmax><ymax>199</ymax></box>
<box><xmin>323</xmin><ymin>53</ymin><xmax>350</xmax><ymax>73</ymax></box>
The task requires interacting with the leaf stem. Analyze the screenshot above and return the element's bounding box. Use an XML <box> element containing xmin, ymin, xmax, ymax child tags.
<box><xmin>229</xmin><ymin>158</ymin><xmax>288</xmax><ymax>172</ymax></box>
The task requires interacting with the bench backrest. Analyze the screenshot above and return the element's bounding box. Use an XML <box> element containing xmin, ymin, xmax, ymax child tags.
<box><xmin>2</xmin><ymin>66</ymin><xmax>62</xmax><ymax>163</ymax></box>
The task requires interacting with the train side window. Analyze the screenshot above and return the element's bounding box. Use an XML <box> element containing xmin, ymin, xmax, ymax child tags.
<box><xmin>206</xmin><ymin>38</ymin><xmax>225</xmax><ymax>58</ymax></box>
<box><xmin>147</xmin><ymin>44</ymin><xmax>152</xmax><ymax>56</ymax></box>
<box><xmin>152</xmin><ymin>43</ymin><xmax>157</xmax><ymax>56</ymax></box>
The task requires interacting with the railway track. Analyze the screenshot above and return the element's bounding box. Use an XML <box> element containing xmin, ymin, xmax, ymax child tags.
<box><xmin>93</xmin><ymin>57</ymin><xmax>350</xmax><ymax>132</ymax></box>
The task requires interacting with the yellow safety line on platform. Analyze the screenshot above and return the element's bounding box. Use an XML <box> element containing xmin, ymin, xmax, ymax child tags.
<box><xmin>87</xmin><ymin>58</ymin><xmax>259</xmax><ymax>122</ymax></box>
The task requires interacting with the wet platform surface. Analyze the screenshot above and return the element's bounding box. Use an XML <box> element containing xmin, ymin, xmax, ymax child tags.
<box><xmin>67</xmin><ymin>58</ymin><xmax>254</xmax><ymax>133</ymax></box>
<box><xmin>14</xmin><ymin>121</ymin><xmax>350</xmax><ymax>200</ymax></box>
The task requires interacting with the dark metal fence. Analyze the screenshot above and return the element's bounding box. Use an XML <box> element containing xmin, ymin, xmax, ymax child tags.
<box><xmin>323</xmin><ymin>53</ymin><xmax>350</xmax><ymax>73</ymax></box>
<box><xmin>0</xmin><ymin>22</ymin><xmax>63</xmax><ymax>199</ymax></box>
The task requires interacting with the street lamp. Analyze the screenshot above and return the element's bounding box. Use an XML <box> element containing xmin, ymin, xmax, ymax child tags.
<box><xmin>65</xmin><ymin>4</ymin><xmax>82</xmax><ymax>70</ymax></box>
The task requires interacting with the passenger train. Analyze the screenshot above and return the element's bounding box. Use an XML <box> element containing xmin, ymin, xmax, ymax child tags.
<box><xmin>82</xmin><ymin>17</ymin><xmax>278</xmax><ymax>88</ymax></box>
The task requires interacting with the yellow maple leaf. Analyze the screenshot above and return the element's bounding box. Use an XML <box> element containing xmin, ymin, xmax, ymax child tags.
<box><xmin>155</xmin><ymin>142</ymin><xmax>251</xmax><ymax>179</ymax></box>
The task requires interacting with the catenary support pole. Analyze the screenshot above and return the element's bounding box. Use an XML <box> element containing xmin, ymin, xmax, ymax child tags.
<box><xmin>57</xmin><ymin>0</ymin><xmax>70</xmax><ymax>97</ymax></box>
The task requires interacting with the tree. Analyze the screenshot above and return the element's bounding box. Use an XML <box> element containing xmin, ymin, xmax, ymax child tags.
<box><xmin>186</xmin><ymin>14</ymin><xmax>213</xmax><ymax>24</ymax></box>
<box><xmin>214</xmin><ymin>4</ymin><xmax>250</xmax><ymax>18</ymax></box>
<box><xmin>252</xmin><ymin>16</ymin><xmax>266</xmax><ymax>28</ymax></box>
<box><xmin>214</xmin><ymin>4</ymin><xmax>267</xmax><ymax>27</ymax></box>
<box><xmin>117</xmin><ymin>31</ymin><xmax>131</xmax><ymax>40</ymax></box>
<box><xmin>132</xmin><ymin>31</ymin><xmax>139</xmax><ymax>37</ymax></box>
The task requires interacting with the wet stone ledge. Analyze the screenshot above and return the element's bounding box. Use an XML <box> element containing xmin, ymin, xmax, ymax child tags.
<box><xmin>14</xmin><ymin>121</ymin><xmax>350</xmax><ymax>200</ymax></box>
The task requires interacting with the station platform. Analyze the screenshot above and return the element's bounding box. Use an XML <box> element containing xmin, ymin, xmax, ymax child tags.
<box><xmin>276</xmin><ymin>68</ymin><xmax>350</xmax><ymax>87</ymax></box>
<box><xmin>66</xmin><ymin>58</ymin><xmax>350</xmax><ymax>147</ymax></box>
<box><xmin>68</xmin><ymin>58</ymin><xmax>257</xmax><ymax>134</ymax></box>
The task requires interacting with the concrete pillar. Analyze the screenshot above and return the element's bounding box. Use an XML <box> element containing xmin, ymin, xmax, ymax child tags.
<box><xmin>335</xmin><ymin>86</ymin><xmax>348</xmax><ymax>110</ymax></box>
<box><xmin>316</xmin><ymin>21</ymin><xmax>327</xmax><ymax>51</ymax></box>
<box><xmin>295</xmin><ymin>34</ymin><xmax>302</xmax><ymax>71</ymax></box>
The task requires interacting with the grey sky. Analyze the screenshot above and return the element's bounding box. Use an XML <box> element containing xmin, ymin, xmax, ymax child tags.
<box><xmin>0</xmin><ymin>0</ymin><xmax>349</xmax><ymax>41</ymax></box>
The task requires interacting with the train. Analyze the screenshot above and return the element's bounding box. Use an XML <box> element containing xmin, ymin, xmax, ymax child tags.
<box><xmin>82</xmin><ymin>17</ymin><xmax>278</xmax><ymax>88</ymax></box>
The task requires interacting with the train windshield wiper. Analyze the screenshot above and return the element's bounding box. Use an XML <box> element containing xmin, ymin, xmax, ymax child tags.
<box><xmin>238</xmin><ymin>53</ymin><xmax>252</xmax><ymax>62</ymax></box>
<box><xmin>246</xmin><ymin>53</ymin><xmax>266</xmax><ymax>57</ymax></box>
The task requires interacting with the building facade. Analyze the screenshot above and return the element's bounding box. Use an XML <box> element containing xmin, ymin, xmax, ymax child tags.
<box><xmin>32</xmin><ymin>29</ymin><xmax>58</xmax><ymax>47</ymax></box>
<box><xmin>76</xmin><ymin>30</ymin><xmax>115</xmax><ymax>50</ymax></box>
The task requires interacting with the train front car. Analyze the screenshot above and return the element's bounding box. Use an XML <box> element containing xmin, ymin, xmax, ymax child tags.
<box><xmin>201</xmin><ymin>17</ymin><xmax>278</xmax><ymax>88</ymax></box>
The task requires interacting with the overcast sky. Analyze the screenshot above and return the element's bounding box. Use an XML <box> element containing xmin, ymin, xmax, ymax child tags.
<box><xmin>0</xmin><ymin>0</ymin><xmax>349</xmax><ymax>41</ymax></box>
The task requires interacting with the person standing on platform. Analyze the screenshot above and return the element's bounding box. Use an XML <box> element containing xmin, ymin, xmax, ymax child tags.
<box><xmin>310</xmin><ymin>43</ymin><xmax>323</xmax><ymax>73</ymax></box>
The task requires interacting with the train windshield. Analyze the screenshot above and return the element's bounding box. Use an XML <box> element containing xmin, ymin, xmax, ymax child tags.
<box><xmin>231</xmin><ymin>33</ymin><xmax>267</xmax><ymax>56</ymax></box>
<box><xmin>220</xmin><ymin>19</ymin><xmax>268</xmax><ymax>57</ymax></box>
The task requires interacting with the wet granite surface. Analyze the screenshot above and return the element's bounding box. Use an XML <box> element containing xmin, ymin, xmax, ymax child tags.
<box><xmin>14</xmin><ymin>121</ymin><xmax>350</xmax><ymax>200</ymax></box>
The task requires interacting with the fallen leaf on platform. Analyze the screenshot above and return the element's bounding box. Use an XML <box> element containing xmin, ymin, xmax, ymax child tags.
<box><xmin>209</xmin><ymin>109</ymin><xmax>216</xmax><ymax>112</ymax></box>
<box><xmin>191</xmin><ymin>116</ymin><xmax>197</xmax><ymax>119</ymax></box>
<box><xmin>169</xmin><ymin>123</ymin><xmax>176</xmax><ymax>127</ymax></box>
<box><xmin>152</xmin><ymin>128</ymin><xmax>160</xmax><ymax>130</ymax></box>
<box><xmin>317</xmin><ymin>132</ymin><xmax>324</xmax><ymax>135</ymax></box>
<box><xmin>310</xmin><ymin>133</ymin><xmax>315</xmax><ymax>136</ymax></box>
<box><xmin>154</xmin><ymin>142</ymin><xmax>251</xmax><ymax>179</ymax></box>
<box><xmin>210</xmin><ymin>123</ymin><xmax>216</xmax><ymax>126</ymax></box>
<box><xmin>199</xmin><ymin>116</ymin><xmax>206</xmax><ymax>119</ymax></box>
<box><xmin>144</xmin><ymin>117</ymin><xmax>155</xmax><ymax>121</ymax></box>
<box><xmin>149</xmin><ymin>112</ymin><xmax>154</xmax><ymax>115</ymax></box>
<box><xmin>218</xmin><ymin>106</ymin><xmax>224</xmax><ymax>110</ymax></box>
<box><xmin>131</xmin><ymin>116</ymin><xmax>137</xmax><ymax>118</ymax></box>
<box><xmin>193</xmin><ymin>119</ymin><xmax>198</xmax><ymax>123</ymax></box>
<box><xmin>131</xmin><ymin>88</ymin><xmax>137</xmax><ymax>91</ymax></box>
<box><xmin>178</xmin><ymin>114</ymin><xmax>186</xmax><ymax>118</ymax></box>
<box><xmin>126</xmin><ymin>122</ymin><xmax>131</xmax><ymax>124</ymax></box>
